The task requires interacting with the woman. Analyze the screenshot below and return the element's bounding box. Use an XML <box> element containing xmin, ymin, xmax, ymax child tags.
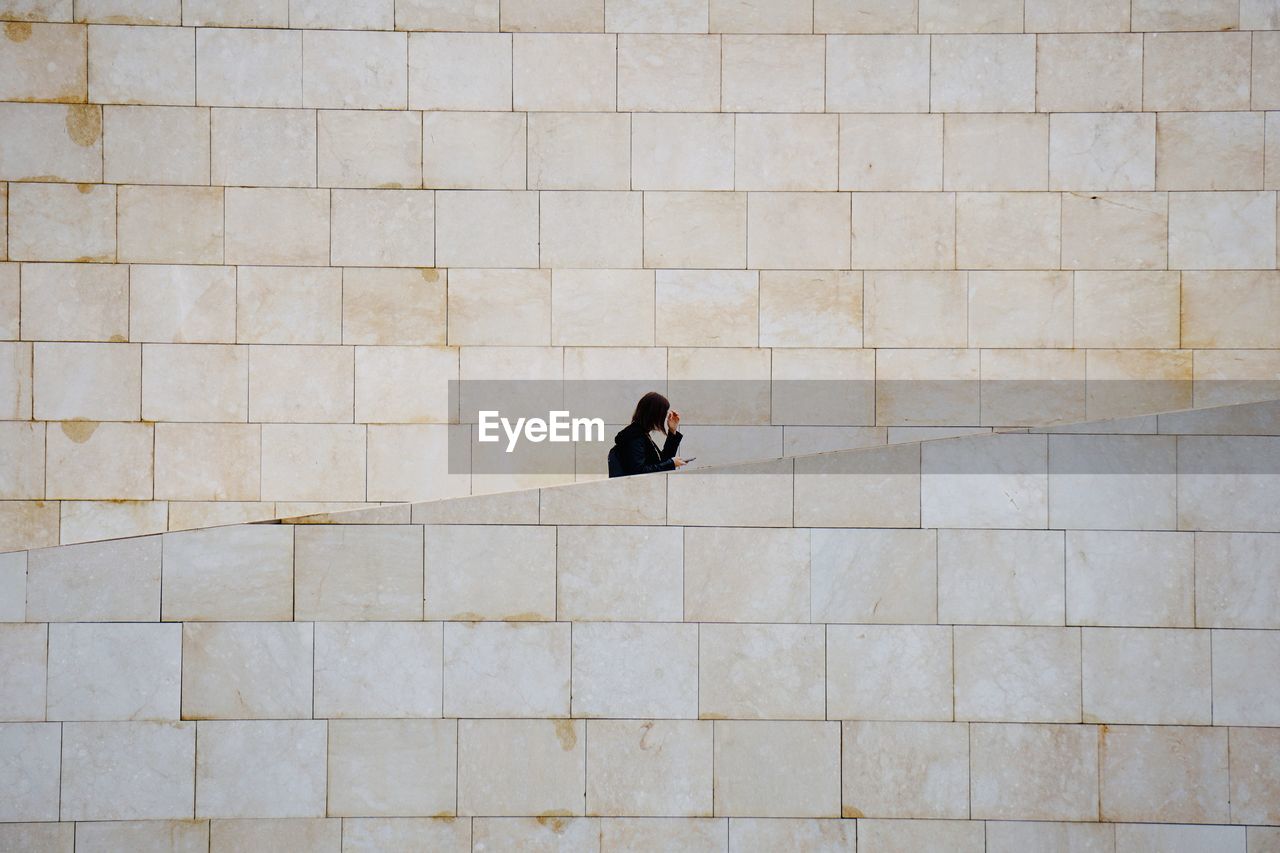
<box><xmin>608</xmin><ymin>391</ymin><xmax>687</xmax><ymax>477</ymax></box>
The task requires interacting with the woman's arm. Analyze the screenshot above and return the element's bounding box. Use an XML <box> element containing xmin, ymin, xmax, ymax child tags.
<box><xmin>623</xmin><ymin>435</ymin><xmax>677</xmax><ymax>474</ymax></box>
<box><xmin>659</xmin><ymin>430</ymin><xmax>682</xmax><ymax>462</ymax></box>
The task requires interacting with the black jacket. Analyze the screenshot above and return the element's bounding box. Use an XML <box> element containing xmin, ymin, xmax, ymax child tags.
<box><xmin>608</xmin><ymin>422</ymin><xmax>682</xmax><ymax>477</ymax></box>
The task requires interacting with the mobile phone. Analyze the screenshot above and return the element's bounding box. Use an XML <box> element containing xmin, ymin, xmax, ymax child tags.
<box><xmin>682</xmin><ymin>457</ymin><xmax>696</xmax><ymax>463</ymax></box>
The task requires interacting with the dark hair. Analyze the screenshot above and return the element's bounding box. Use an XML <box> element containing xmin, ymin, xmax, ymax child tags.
<box><xmin>631</xmin><ymin>391</ymin><xmax>670</xmax><ymax>433</ymax></box>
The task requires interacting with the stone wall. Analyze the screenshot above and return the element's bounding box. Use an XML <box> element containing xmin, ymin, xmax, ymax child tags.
<box><xmin>3</xmin><ymin>0</ymin><xmax>1280</xmax><ymax>551</ymax></box>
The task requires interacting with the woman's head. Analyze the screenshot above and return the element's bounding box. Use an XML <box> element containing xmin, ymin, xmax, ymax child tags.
<box><xmin>631</xmin><ymin>391</ymin><xmax>671</xmax><ymax>433</ymax></box>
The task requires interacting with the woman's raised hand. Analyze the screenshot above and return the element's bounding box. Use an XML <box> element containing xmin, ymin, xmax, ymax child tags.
<box><xmin>667</xmin><ymin>409</ymin><xmax>681</xmax><ymax>432</ymax></box>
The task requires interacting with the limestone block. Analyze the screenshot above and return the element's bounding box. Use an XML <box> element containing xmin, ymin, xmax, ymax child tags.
<box><xmin>1195</xmin><ymin>533</ymin><xmax>1280</xmax><ymax>629</ymax></box>
<box><xmin>237</xmin><ymin>266</ymin><xmax>341</xmax><ymax>345</ymax></box>
<box><xmin>0</xmin><ymin>550</ymin><xmax>25</xmax><ymax>622</ymax></box>
<box><xmin>684</xmin><ymin>527</ymin><xmax>807</xmax><ymax>621</ymax></box>
<box><xmin>794</xmin><ymin>442</ymin><xmax>921</xmax><ymax>526</ymax></box>
<box><xmin>747</xmin><ymin>192</ymin><xmax>850</xmax><ymax>269</ymax></box>
<box><xmin>35</xmin><ymin>341</ymin><xmax>139</xmax><ymax>422</ymax></box>
<box><xmin>665</xmin><ymin>345</ymin><xmax>770</xmax><ymax>425</ymax></box>
<box><xmin>1062</xmin><ymin>192</ymin><xmax>1167</xmax><ymax>269</ymax></box>
<box><xmin>88</xmin><ymin>25</ymin><xmax>193</xmax><ymax>104</ymax></box>
<box><xmin>851</xmin><ymin>193</ymin><xmax>955</xmax><ymax>270</ymax></box>
<box><xmin>0</xmin><ymin>0</ymin><xmax>71</xmax><ymax>20</ymax></box>
<box><xmin>1257</xmin><ymin>33</ymin><xmax>1280</xmax><ymax>112</ymax></box>
<box><xmin>721</xmin><ymin>35</ymin><xmax>823</xmax><ymax>112</ymax></box>
<box><xmin>968</xmin><ymin>271</ymin><xmax>1072</xmax><ymax>349</ymax></box>
<box><xmin>47</xmin><ymin>622</ymin><xmax>180</xmax><ymax>721</ymax></box>
<box><xmin>1229</xmin><ymin>728</ymin><xmax>1280</xmax><ymax>825</ymax></box>
<box><xmin>931</xmin><ymin>35</ymin><xmax>1034</xmax><ymax>112</ymax></box>
<box><xmin>986</xmin><ymin>821</ymin><xmax>1115</xmax><ymax>853</ymax></box>
<box><xmin>528</xmin><ymin>112</ymin><xmax>628</xmax><ymax>190</ymax></box>
<box><xmin>551</xmin><ymin>269</ymin><xmax>655</xmax><ymax>346</ymax></box>
<box><xmin>423</xmin><ymin>111</ymin><xmax>525</xmax><ymax>189</ymax></box>
<box><xmin>0</xmin><ymin>502</ymin><xmax>58</xmax><ymax>552</ymax></box>
<box><xmin>1050</xmin><ymin>434</ymin><xmax>1177</xmax><ymax>532</ymax></box>
<box><xmin>606</xmin><ymin>0</ymin><xmax>707</xmax><ymax>32</ymax></box>
<box><xmin>586</xmin><ymin>720</ymin><xmax>711</xmax><ymax>817</ymax></box>
<box><xmin>1086</xmin><ymin>348</ymin><xmax>1192</xmax><ymax>420</ymax></box>
<box><xmin>1066</xmin><ymin>530</ymin><xmax>1194</xmax><ymax>627</ymax></box>
<box><xmin>1178</xmin><ymin>436</ymin><xmax>1280</xmax><ymax>533</ymax></box>
<box><xmin>26</xmin><ymin>532</ymin><xmax>158</xmax><ymax>620</ymax></box>
<box><xmin>0</xmin><ymin>421</ymin><xmax>42</xmax><ymax>500</ymax></box>
<box><xmin>700</xmin><ymin>623</ymin><xmax>824</xmax><ymax>720</ymax></box>
<box><xmin>76</xmin><ymin>821</ymin><xmax>207</xmax><ymax>853</ymax></box>
<box><xmin>981</xmin><ymin>348</ymin><xmax>1085</xmax><ymax>426</ymax></box>
<box><xmin>631</xmin><ymin>113</ymin><xmax>733</xmax><ymax>190</ymax></box>
<box><xmin>343</xmin><ymin>267</ymin><xmax>445</xmax><ymax>346</ymax></box>
<box><xmin>209</xmin><ymin>820</ymin><xmax>338</xmax><ymax>852</ymax></box>
<box><xmin>295</xmin><ymin>525</ymin><xmax>423</xmax><ymax>621</ymax></box>
<box><xmin>61</xmin><ymin>721</ymin><xmax>194</xmax><ymax>820</ymax></box>
<box><xmin>210</xmin><ymin>108</ymin><xmax>315</xmax><ymax>187</ymax></box>
<box><xmin>857</xmin><ymin>820</ymin><xmax>984</xmax><ymax>852</ymax></box>
<box><xmin>572</xmin><ymin>622</ymin><xmax>697</xmax><ymax>718</ymax></box>
<box><xmin>368</xmin><ymin>423</ymin><xmax>468</xmax><ymax>502</ymax></box>
<box><xmin>922</xmin><ymin>0</ymin><xmax>1023</xmax><ymax>31</ymax></box>
<box><xmin>1083</xmin><ymin>628</ymin><xmax>1211</xmax><ymax>725</ymax></box>
<box><xmin>955</xmin><ymin>626</ymin><xmax>1081</xmax><ymax>722</ymax></box>
<box><xmin>826</xmin><ymin>35</ymin><xmax>929</xmax><ymax>112</ymax></box>
<box><xmin>75</xmin><ymin>0</ymin><xmax>178</xmax><ymax>23</ymax></box>
<box><xmin>1100</xmin><ymin>725</ymin><xmax>1229</xmax><ymax>822</ymax></box>
<box><xmin>425</xmin><ymin>524</ymin><xmax>556</xmax><ymax>620</ymax></box>
<box><xmin>1120</xmin><ymin>824</ymin><xmax>1246</xmax><ymax>852</ymax></box>
<box><xmin>343</xmin><ymin>818</ymin><xmax>469</xmax><ymax>852</ymax></box>
<box><xmin>713</xmin><ymin>721</ymin><xmax>839</xmax><ymax>818</ymax></box>
<box><xmin>103</xmin><ymin>105</ymin><xmax>208</xmax><ymax>185</ymax></box>
<box><xmin>759</xmin><ymin>271</ymin><xmax>862</xmax><ymax>348</ymax></box>
<box><xmin>19</xmin><ymin>262</ymin><xmax>126</xmax><ymax>342</ymax></box>
<box><xmin>540</xmin><ymin>190</ymin><xmax>642</xmax><ymax>267</ymax></box>
<box><xmin>734</xmin><ymin>113</ymin><xmax>837</xmax><ymax>190</ymax></box>
<box><xmin>826</xmin><ymin>625</ymin><xmax>952</xmax><ymax>720</ymax></box>
<box><xmin>1211</xmin><ymin>629</ymin><xmax>1280</xmax><ymax>729</ymax></box>
<box><xmin>408</xmin><ymin>33</ymin><xmax>510</xmax><ymax>110</ymax></box>
<box><xmin>1246</xmin><ymin>0</ymin><xmax>1280</xmax><ymax>29</ymax></box>
<box><xmin>540</xmin><ymin>468</ymin><xmax>664</xmax><ymax>524</ymax></box>
<box><xmin>331</xmin><ymin>189</ymin><xmax>434</xmax><ymax>267</ymax></box>
<box><xmin>183</xmin><ymin>0</ymin><xmax>287</xmax><ymax>25</ymax></box>
<box><xmin>944</xmin><ymin>113</ymin><xmax>1047</xmax><ymax>191</ymax></box>
<box><xmin>182</xmin><ymin>622</ymin><xmax>312</xmax><ymax>719</ymax></box>
<box><xmin>8</xmin><ymin>182</ymin><xmax>114</xmax><ymax>262</ymax></box>
<box><xmin>248</xmin><ymin>344</ymin><xmax>352</xmax><ymax>423</ymax></box>
<box><xmin>0</xmin><ymin>103</ymin><xmax>102</xmax><ymax>182</ymax></box>
<box><xmin>224</xmin><ymin>188</ymin><xmax>329</xmax><ymax>266</ymax></box>
<box><xmin>396</xmin><ymin>0</ymin><xmax>498</xmax><ymax>30</ymax></box>
<box><xmin>841</xmin><ymin>721</ymin><xmax>967</xmax><ymax>820</ymax></box>
<box><xmin>0</xmin><ymin>623</ymin><xmax>45</xmax><ymax>720</ymax></box>
<box><xmin>655</xmin><ymin>269</ymin><xmax>754</xmax><ymax>345</ymax></box>
<box><xmin>811</xmin><ymin>527</ymin><xmax>936</xmax><ymax>623</ymax></box>
<box><xmin>1036</xmin><ymin>34</ymin><xmax>1142</xmax><ymax>112</ymax></box>
<box><xmin>262</xmin><ymin>424</ymin><xmax>366</xmax><ymax>501</ymax></box>
<box><xmin>513</xmin><ymin>33</ymin><xmax>615</xmax><ymax>111</ymax></box>
<box><xmin>1135</xmin><ymin>0</ymin><xmax>1240</xmax><ymax>29</ymax></box>
<box><xmin>1144</xmin><ymin>32</ymin><xmax>1250</xmax><ymax>111</ymax></box>
<box><xmin>0</xmin><ymin>21</ymin><xmax>85</xmax><ymax>102</ymax></box>
<box><xmin>118</xmin><ymin>185</ymin><xmax>223</xmax><ymax>264</ymax></box>
<box><xmin>814</xmin><ymin>0</ymin><xmax>916</xmax><ymax>32</ymax></box>
<box><xmin>955</xmin><ymin>192</ymin><xmax>1060</xmax><ymax>269</ymax></box>
<box><xmin>840</xmin><ymin>113</ymin><xmax>942</xmax><ymax>191</ymax></box>
<box><xmin>728</xmin><ymin>819</ymin><xmax>852</xmax><ymax>851</ymax></box>
<box><xmin>58</xmin><ymin>499</ymin><xmax>166</xmax><ymax>544</ymax></box>
<box><xmin>970</xmin><ymin>723</ymin><xmax>1098</xmax><ymax>820</ymax></box>
<box><xmin>318</xmin><ymin>110</ymin><xmax>421</xmax><ymax>189</ymax></box>
<box><xmin>938</xmin><ymin>529</ymin><xmax>1064</xmax><ymax>626</ymax></box>
<box><xmin>472</xmin><ymin>818</ymin><xmax>598</xmax><ymax>849</ymax></box>
<box><xmin>770</xmin><ymin>347</ymin><xmax>874</xmax><ymax>426</ymax></box>
<box><xmin>710</xmin><ymin>0</ymin><xmax>808</xmax><ymax>31</ymax></box>
<box><xmin>1182</xmin><ymin>271</ymin><xmax>1280</xmax><ymax>349</ymax></box>
<box><xmin>457</xmin><ymin>719</ymin><xmax>585</xmax><ymax>815</ymax></box>
<box><xmin>435</xmin><ymin>193</ymin><xmax>538</xmax><ymax>268</ymax></box>
<box><xmin>290</xmin><ymin>0</ymin><xmax>392</xmax><ymax>27</ymax></box>
<box><xmin>618</xmin><ymin>34</ymin><xmax>718</xmax><ymax>111</ymax></box>
<box><xmin>0</xmin><ymin>260</ymin><xmax>9</xmax><ymax>322</ymax></box>
<box><xmin>922</xmin><ymin>433</ymin><xmax>1048</xmax><ymax>528</ymax></box>
<box><xmin>161</xmin><ymin>525</ymin><xmax>291</xmax><ymax>621</ymax></box>
<box><xmin>328</xmin><ymin>719</ymin><xmax>455</xmax><ymax>817</ymax></box>
<box><xmin>501</xmin><ymin>0</ymin><xmax>600</xmax><ymax>30</ymax></box>
<box><xmin>195</xmin><ymin>28</ymin><xmax>301</xmax><ymax>107</ymax></box>
<box><xmin>302</xmin><ymin>30</ymin><xmax>406</xmax><ymax>109</ymax></box>
<box><xmin>166</xmin><ymin>502</ymin><xmax>275</xmax><ymax>531</ymax></box>
<box><xmin>556</xmin><ymin>526</ymin><xmax>680</xmax><ymax>620</ymax></box>
<box><xmin>0</xmin><ymin>722</ymin><xmax>60</xmax><ymax>821</ymax></box>
<box><xmin>354</xmin><ymin>345</ymin><xmax>457</xmax><ymax>423</ymax></box>
<box><xmin>864</xmin><ymin>270</ymin><xmax>964</xmax><ymax>347</ymax></box>
<box><xmin>314</xmin><ymin>622</ymin><xmax>443</xmax><ymax>718</ymax></box>
<box><xmin>195</xmin><ymin>720</ymin><xmax>327</xmax><ymax>818</ymax></box>
<box><xmin>1158</xmin><ymin>112</ymin><xmax>1264</xmax><ymax>193</ymax></box>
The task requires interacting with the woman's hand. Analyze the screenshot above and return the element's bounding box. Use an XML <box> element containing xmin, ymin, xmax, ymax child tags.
<box><xmin>672</xmin><ymin>457</ymin><xmax>686</xmax><ymax>468</ymax></box>
<box><xmin>667</xmin><ymin>409</ymin><xmax>681</xmax><ymax>433</ymax></box>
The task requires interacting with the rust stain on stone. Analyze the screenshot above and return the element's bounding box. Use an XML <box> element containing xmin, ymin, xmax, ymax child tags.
<box><xmin>842</xmin><ymin>805</ymin><xmax>864</xmax><ymax>818</ymax></box>
<box><xmin>64</xmin><ymin>104</ymin><xmax>101</xmax><ymax>147</ymax></box>
<box><xmin>419</xmin><ymin>268</ymin><xmax>440</xmax><ymax>283</ymax></box>
<box><xmin>4</xmin><ymin>22</ymin><xmax>32</xmax><ymax>42</ymax></box>
<box><xmin>108</xmin><ymin>334</ymin><xmax>127</xmax><ymax>343</ymax></box>
<box><xmin>700</xmin><ymin>712</ymin><xmax>727</xmax><ymax>720</ymax></box>
<box><xmin>501</xmin><ymin>611</ymin><xmax>544</xmax><ymax>622</ymax></box>
<box><xmin>60</xmin><ymin>421</ymin><xmax>98</xmax><ymax>443</ymax></box>
<box><xmin>536</xmin><ymin>813</ymin><xmax>572</xmax><ymax>831</ymax></box>
<box><xmin>76</xmin><ymin>183</ymin><xmax>94</xmax><ymax>194</ymax></box>
<box><xmin>553</xmin><ymin>719</ymin><xmax>576</xmax><ymax>751</ymax></box>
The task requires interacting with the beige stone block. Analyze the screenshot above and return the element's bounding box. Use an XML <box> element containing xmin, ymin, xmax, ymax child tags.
<box><xmin>183</xmin><ymin>622</ymin><xmax>312</xmax><ymax>719</ymax></box>
<box><xmin>1029</xmin><ymin>0</ymin><xmax>1128</xmax><ymax>31</ymax></box>
<box><xmin>513</xmin><ymin>33</ymin><xmax>615</xmax><ymax>111</ymax></box>
<box><xmin>142</xmin><ymin>345</ymin><xmax>247</xmax><ymax>424</ymax></box>
<box><xmin>700</xmin><ymin>623</ymin><xmax>824</xmax><ymax>720</ymax></box>
<box><xmin>19</xmin><ymin>262</ymin><xmax>126</xmax><ymax>342</ymax></box>
<box><xmin>931</xmin><ymin>34</ymin><xmax>1034</xmax><ymax>112</ymax></box>
<box><xmin>313</xmin><ymin>622</ymin><xmax>442</xmax><ymax>719</ymax></box>
<box><xmin>665</xmin><ymin>345</ymin><xmax>770</xmax><ymax>424</ymax></box>
<box><xmin>729</xmin><ymin>819</ymin><xmax>853</xmax><ymax>851</ymax></box>
<box><xmin>118</xmin><ymin>185</ymin><xmax>223</xmax><ymax>264</ymax></box>
<box><xmin>1230</xmin><ymin>727</ymin><xmax>1280</xmax><ymax>825</ymax></box>
<box><xmin>1100</xmin><ymin>725</ymin><xmax>1228</xmax><ymax>823</ymax></box>
<box><xmin>632</xmin><ymin>112</ymin><xmax>733</xmax><ymax>190</ymax></box>
<box><xmin>354</xmin><ymin>344</ymin><xmax>456</xmax><ymax>423</ymax></box>
<box><xmin>1036</xmin><ymin>34</ymin><xmax>1142</xmax><ymax>112</ymax></box>
<box><xmin>556</xmin><ymin>525</ymin><xmax>680</xmax><ymax>620</ymax></box>
<box><xmin>0</xmin><ymin>722</ymin><xmax>60</xmax><ymax>821</ymax></box>
<box><xmin>0</xmin><ymin>502</ymin><xmax>58</xmax><ymax>552</ymax></box>
<box><xmin>939</xmin><ymin>529</ymin><xmax>1064</xmax><ymax>626</ymax></box>
<box><xmin>500</xmin><ymin>0</ymin><xmax>600</xmax><ymax>30</ymax></box>
<box><xmin>759</xmin><ymin>270</ymin><xmax>861</xmax><ymax>348</ymax></box>
<box><xmin>606</xmin><ymin>0</ymin><xmax>707</xmax><ymax>32</ymax></box>
<box><xmin>812</xmin><ymin>528</ymin><xmax>935</xmax><ymax>623</ymax></box>
<box><xmin>343</xmin><ymin>267</ymin><xmax>445</xmax><ymax>346</ymax></box>
<box><xmin>457</xmin><ymin>719</ymin><xmax>585</xmax><ymax>815</ymax></box>
<box><xmin>968</xmin><ymin>271</ymin><xmax>1072</xmax><ymax>348</ymax></box>
<box><xmin>0</xmin><ymin>261</ymin><xmax>10</xmax><ymax>325</ymax></box>
<box><xmin>195</xmin><ymin>28</ymin><xmax>300</xmax><ymax>108</ymax></box>
<box><xmin>57</xmin><ymin>499</ymin><xmax>166</xmax><ymax>545</ymax></box>
<box><xmin>770</xmin><ymin>347</ymin><xmax>874</xmax><ymax>426</ymax></box>
<box><xmin>850</xmin><ymin>192</ymin><xmax>954</xmax><ymax>270</ymax></box>
<box><xmin>0</xmin><ymin>623</ymin><xmax>46</xmax><ymax>720</ymax></box>
<box><xmin>195</xmin><ymin>720</ymin><xmax>327</xmax><ymax>818</ymax></box>
<box><xmin>26</xmin><ymin>532</ymin><xmax>159</xmax><ymax>620</ymax></box>
<box><xmin>318</xmin><ymin>110</ymin><xmax>421</xmax><ymax>189</ymax></box>
<box><xmin>328</xmin><ymin>719</ymin><xmax>455</xmax><ymax>818</ymax></box>
<box><xmin>76</xmin><ymin>820</ymin><xmax>207</xmax><ymax>853</ymax></box>
<box><xmin>956</xmin><ymin>626</ymin><xmax>1081</xmax><ymax>722</ymax></box>
<box><xmin>0</xmin><ymin>103</ymin><xmax>102</xmax><ymax>182</ymax></box>
<box><xmin>396</xmin><ymin>0</ymin><xmax>498</xmax><ymax>29</ymax></box>
<box><xmin>1183</xmin><ymin>271</ymin><xmax>1280</xmax><ymax>349</ymax></box>
<box><xmin>722</xmin><ymin>35</ymin><xmax>823</xmax><ymax>112</ymax></box>
<box><xmin>680</xmin><ymin>527</ymin><xmax>802</xmax><ymax>620</ymax></box>
<box><xmin>224</xmin><ymin>188</ymin><xmax>328</xmax><ymax>266</ymax></box>
<box><xmin>1196</xmin><ymin>533</ymin><xmax>1280</xmax><ymax>629</ymax></box>
<box><xmin>8</xmin><ymin>182</ymin><xmax>114</xmax><ymax>262</ymax></box>
<box><xmin>435</xmin><ymin>191</ymin><xmax>537</xmax><ymax>267</ymax></box>
<box><xmin>586</xmin><ymin>720</ymin><xmax>710</xmax><ymax>818</ymax></box>
<box><xmin>89</xmin><ymin>25</ymin><xmax>193</xmax><ymax>104</ymax></box>
<box><xmin>103</xmin><ymin>105</ymin><xmax>208</xmax><ymax>185</ymax></box>
<box><xmin>209</xmin><ymin>819</ymin><xmax>338</xmax><ymax>852</ymax></box>
<box><xmin>604</xmin><ymin>819</ymin><xmax>727</xmax><ymax>850</ymax></box>
<box><xmin>1062</xmin><ymin>192</ymin><xmax>1167</xmax><ymax>270</ymax></box>
<box><xmin>710</xmin><ymin>0</ymin><xmax>808</xmax><ymax>31</ymax></box>
<box><xmin>970</xmin><ymin>723</ymin><xmax>1098</xmax><ymax>820</ymax></box>
<box><xmin>795</xmin><ymin>441</ymin><xmax>920</xmax><ymax>527</ymax></box>
<box><xmin>0</xmin><ymin>0</ymin><xmax>71</xmax><ymax>20</ymax></box>
<box><xmin>409</xmin><ymin>33</ymin><xmax>510</xmax><ymax>111</ymax></box>
<box><xmin>1134</xmin><ymin>0</ymin><xmax>1238</xmax><ymax>29</ymax></box>
<box><xmin>260</xmin><ymin>423</ymin><xmax>366</xmax><ymax>501</ymax></box>
<box><xmin>644</xmin><ymin>192</ymin><xmax>744</xmax><ymax>269</ymax></box>
<box><xmin>61</xmin><ymin>721</ymin><xmax>194</xmax><ymax>820</ymax></box>
<box><xmin>1050</xmin><ymin>434</ymin><xmax>1177</xmax><ymax>530</ymax></box>
<box><xmin>920</xmin><ymin>0</ymin><xmax>1021</xmax><ymax>31</ymax></box>
<box><xmin>0</xmin><ymin>21</ymin><xmax>83</xmax><ymax>102</ymax></box>
<box><xmin>447</xmin><ymin>268</ymin><xmax>549</xmax><ymax>345</ymax></box>
<box><xmin>471</xmin><ymin>818</ymin><xmax>597</xmax><ymax>850</ymax></box>
<box><xmin>248</xmin><ymin>344</ymin><xmax>351</xmax><ymax>423</ymax></box>
<box><xmin>713</xmin><ymin>721</ymin><xmax>839</xmax><ymax>818</ymax></box>
<box><xmin>1213</xmin><ymin>629</ymin><xmax>1280</xmax><ymax>725</ymax></box>
<box><xmin>1144</xmin><ymin>32</ymin><xmax>1250</xmax><ymax>111</ymax></box>
<box><xmin>956</xmin><ymin>192</ymin><xmax>1060</xmax><ymax>269</ymax></box>
<box><xmin>986</xmin><ymin>821</ymin><xmax>1114</xmax><ymax>853</ymax></box>
<box><xmin>166</xmin><ymin>501</ymin><xmax>275</xmax><ymax>531</ymax></box>
<box><xmin>1256</xmin><ymin>33</ymin><xmax>1280</xmax><ymax>111</ymax></box>
<box><xmin>302</xmin><ymin>30</ymin><xmax>406</xmax><ymax>109</ymax></box>
<box><xmin>367</xmin><ymin>423</ymin><xmax>469</xmax><ymax>502</ymax></box>
<box><xmin>654</xmin><ymin>269</ymin><xmax>754</xmax><ymax>346</ymax></box>
<box><xmin>210</xmin><ymin>107</ymin><xmax>315</xmax><ymax>187</ymax></box>
<box><xmin>826</xmin><ymin>35</ymin><xmax>929</xmax><ymax>112</ymax></box>
<box><xmin>550</xmin><ymin>269</ymin><xmax>654</xmax><ymax>346</ymax></box>
<box><xmin>34</xmin><ymin>341</ymin><xmax>138</xmax><ymax>421</ymax></box>
<box><xmin>571</xmin><ymin>622</ymin><xmax>696</xmax><ymax>719</ymax></box>
<box><xmin>289</xmin><ymin>0</ymin><xmax>392</xmax><ymax>27</ymax></box>
<box><xmin>530</xmin><ymin>112</ymin><xmax>630</xmax><ymax>190</ymax></box>
<box><xmin>858</xmin><ymin>820</ymin><xmax>984</xmax><ymax>853</ymax></box>
<box><xmin>840</xmin><ymin>113</ymin><xmax>942</xmax><ymax>191</ymax></box>
<box><xmin>183</xmin><ymin>0</ymin><xmax>286</xmax><ymax>25</ymax></box>
<box><xmin>841</xmin><ymin>722</ymin><xmax>967</xmax><ymax>820</ymax></box>
<box><xmin>922</xmin><ymin>433</ymin><xmax>1048</xmax><ymax>528</ymax></box>
<box><xmin>1177</xmin><ymin>435</ymin><xmax>1280</xmax><ymax>533</ymax></box>
<box><xmin>618</xmin><ymin>34</ymin><xmax>718</xmax><ymax>111</ymax></box>
<box><xmin>331</xmin><ymin>189</ymin><xmax>434</xmax><ymax>267</ymax></box>
<box><xmin>295</xmin><ymin>525</ymin><xmax>423</xmax><ymax>621</ymax></box>
<box><xmin>1157</xmin><ymin>112</ymin><xmax>1263</xmax><ymax>192</ymax></box>
<box><xmin>864</xmin><ymin>270</ymin><xmax>965</xmax><ymax>347</ymax></box>
<box><xmin>814</xmin><ymin>1</ymin><xmax>915</xmax><ymax>32</ymax></box>
<box><xmin>1247</xmin><ymin>828</ymin><xmax>1279</xmax><ymax>853</ymax></box>
<box><xmin>0</xmin><ymin>421</ymin><xmax>43</xmax><ymax>500</ymax></box>
<box><xmin>47</xmin><ymin>622</ymin><xmax>180</xmax><ymax>721</ymax></box>
<box><xmin>980</xmin><ymin>348</ymin><xmax>1086</xmax><ymax>427</ymax></box>
<box><xmin>1087</xmin><ymin>348</ymin><xmax>1192</xmax><ymax>420</ymax></box>
<box><xmin>237</xmin><ymin>266</ymin><xmax>341</xmax><ymax>345</ymax></box>
<box><xmin>540</xmin><ymin>190</ymin><xmax>641</xmax><ymax>267</ymax></box>
<box><xmin>0</xmin><ymin>551</ymin><xmax>25</xmax><ymax>620</ymax></box>
<box><xmin>1067</xmin><ymin>530</ymin><xmax>1194</xmax><ymax>628</ymax></box>
<box><xmin>75</xmin><ymin>0</ymin><xmax>177</xmax><ymax>23</ymax></box>
<box><xmin>748</xmin><ymin>192</ymin><xmax>850</xmax><ymax>270</ymax></box>
<box><xmin>161</xmin><ymin>525</ymin><xmax>291</xmax><ymax>621</ymax></box>
<box><xmin>1245</xmin><ymin>0</ymin><xmax>1280</xmax><ymax>29</ymax></box>
<box><xmin>425</xmin><ymin>524</ymin><xmax>556</xmax><ymax>620</ymax></box>
<box><xmin>1083</xmin><ymin>627</ymin><xmax>1211</xmax><ymax>725</ymax></box>
<box><xmin>734</xmin><ymin>113</ymin><xmax>837</xmax><ymax>190</ymax></box>
<box><xmin>422</xmin><ymin>112</ymin><xmax>524</xmax><ymax>190</ymax></box>
<box><xmin>944</xmin><ymin>113</ymin><xmax>1047</xmax><ymax>191</ymax></box>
